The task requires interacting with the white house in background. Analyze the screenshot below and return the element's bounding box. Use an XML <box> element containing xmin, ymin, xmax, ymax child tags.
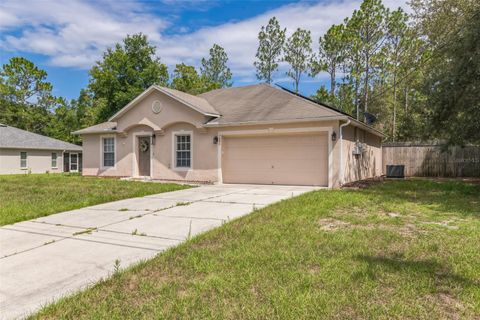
<box><xmin>0</xmin><ymin>124</ymin><xmax>82</xmax><ymax>174</ymax></box>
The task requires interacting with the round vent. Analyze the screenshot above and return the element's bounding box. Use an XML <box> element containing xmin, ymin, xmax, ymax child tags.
<box><xmin>152</xmin><ymin>100</ymin><xmax>163</xmax><ymax>114</ymax></box>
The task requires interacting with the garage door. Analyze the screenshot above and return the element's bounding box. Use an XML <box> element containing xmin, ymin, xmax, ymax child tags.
<box><xmin>222</xmin><ymin>133</ymin><xmax>328</xmax><ymax>186</ymax></box>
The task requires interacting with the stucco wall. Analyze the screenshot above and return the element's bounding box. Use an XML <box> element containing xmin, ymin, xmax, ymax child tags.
<box><xmin>0</xmin><ymin>149</ymin><xmax>64</xmax><ymax>174</ymax></box>
<box><xmin>342</xmin><ymin>125</ymin><xmax>383</xmax><ymax>184</ymax></box>
<box><xmin>79</xmin><ymin>88</ymin><xmax>383</xmax><ymax>187</ymax></box>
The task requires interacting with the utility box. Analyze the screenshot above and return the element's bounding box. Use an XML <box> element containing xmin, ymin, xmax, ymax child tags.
<box><xmin>386</xmin><ymin>165</ymin><xmax>405</xmax><ymax>178</ymax></box>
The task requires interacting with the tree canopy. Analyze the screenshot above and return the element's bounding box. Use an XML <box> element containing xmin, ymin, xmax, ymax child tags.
<box><xmin>200</xmin><ymin>44</ymin><xmax>232</xmax><ymax>88</ymax></box>
<box><xmin>88</xmin><ymin>33</ymin><xmax>169</xmax><ymax>122</ymax></box>
<box><xmin>283</xmin><ymin>28</ymin><xmax>313</xmax><ymax>92</ymax></box>
<box><xmin>254</xmin><ymin>17</ymin><xmax>286</xmax><ymax>84</ymax></box>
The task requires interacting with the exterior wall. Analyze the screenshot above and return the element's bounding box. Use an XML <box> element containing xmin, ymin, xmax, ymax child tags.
<box><xmin>0</xmin><ymin>148</ymin><xmax>64</xmax><ymax>174</ymax></box>
<box><xmin>79</xmin><ymin>87</ymin><xmax>383</xmax><ymax>187</ymax></box>
<box><xmin>341</xmin><ymin>125</ymin><xmax>383</xmax><ymax>184</ymax></box>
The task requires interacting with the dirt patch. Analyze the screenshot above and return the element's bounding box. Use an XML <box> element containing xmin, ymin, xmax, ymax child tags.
<box><xmin>422</xmin><ymin>220</ymin><xmax>459</xmax><ymax>230</ymax></box>
<box><xmin>318</xmin><ymin>218</ymin><xmax>351</xmax><ymax>231</ymax></box>
<box><xmin>425</xmin><ymin>292</ymin><xmax>466</xmax><ymax>320</ymax></box>
<box><xmin>342</xmin><ymin>177</ymin><xmax>386</xmax><ymax>189</ymax></box>
<box><xmin>386</xmin><ymin>212</ymin><xmax>402</xmax><ymax>218</ymax></box>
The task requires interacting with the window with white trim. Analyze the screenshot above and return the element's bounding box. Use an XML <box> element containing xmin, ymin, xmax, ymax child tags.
<box><xmin>20</xmin><ymin>152</ymin><xmax>27</xmax><ymax>169</ymax></box>
<box><xmin>175</xmin><ymin>134</ymin><xmax>191</xmax><ymax>168</ymax></box>
<box><xmin>103</xmin><ymin>137</ymin><xmax>115</xmax><ymax>167</ymax></box>
<box><xmin>51</xmin><ymin>153</ymin><xmax>57</xmax><ymax>168</ymax></box>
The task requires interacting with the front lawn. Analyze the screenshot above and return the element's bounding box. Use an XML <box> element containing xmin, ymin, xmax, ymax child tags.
<box><xmin>32</xmin><ymin>179</ymin><xmax>480</xmax><ymax>319</ymax></box>
<box><xmin>0</xmin><ymin>174</ymin><xmax>190</xmax><ymax>226</ymax></box>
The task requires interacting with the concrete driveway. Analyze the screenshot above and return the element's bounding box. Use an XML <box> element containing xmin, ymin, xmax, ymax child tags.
<box><xmin>0</xmin><ymin>184</ymin><xmax>318</xmax><ymax>319</ymax></box>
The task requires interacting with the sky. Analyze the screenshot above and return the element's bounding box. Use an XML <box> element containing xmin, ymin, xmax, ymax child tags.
<box><xmin>0</xmin><ymin>0</ymin><xmax>409</xmax><ymax>101</ymax></box>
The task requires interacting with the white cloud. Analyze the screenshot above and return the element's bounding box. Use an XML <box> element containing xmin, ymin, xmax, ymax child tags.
<box><xmin>0</xmin><ymin>0</ymin><xmax>168</xmax><ymax>67</ymax></box>
<box><xmin>1</xmin><ymin>0</ymin><xmax>409</xmax><ymax>83</ymax></box>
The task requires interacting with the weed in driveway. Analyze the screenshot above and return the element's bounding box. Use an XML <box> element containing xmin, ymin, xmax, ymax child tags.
<box><xmin>73</xmin><ymin>227</ymin><xmax>97</xmax><ymax>236</ymax></box>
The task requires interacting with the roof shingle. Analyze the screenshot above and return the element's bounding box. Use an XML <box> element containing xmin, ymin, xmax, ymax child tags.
<box><xmin>199</xmin><ymin>84</ymin><xmax>343</xmax><ymax>124</ymax></box>
<box><xmin>0</xmin><ymin>124</ymin><xmax>82</xmax><ymax>151</ymax></box>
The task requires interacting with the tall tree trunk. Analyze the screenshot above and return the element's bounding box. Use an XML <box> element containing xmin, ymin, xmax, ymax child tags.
<box><xmin>364</xmin><ymin>54</ymin><xmax>370</xmax><ymax>122</ymax></box>
<box><xmin>330</xmin><ymin>64</ymin><xmax>336</xmax><ymax>96</ymax></box>
<box><xmin>355</xmin><ymin>72</ymin><xmax>360</xmax><ymax>120</ymax></box>
<box><xmin>392</xmin><ymin>71</ymin><xmax>397</xmax><ymax>142</ymax></box>
<box><xmin>404</xmin><ymin>85</ymin><xmax>408</xmax><ymax>113</ymax></box>
<box><xmin>295</xmin><ymin>71</ymin><xmax>300</xmax><ymax>93</ymax></box>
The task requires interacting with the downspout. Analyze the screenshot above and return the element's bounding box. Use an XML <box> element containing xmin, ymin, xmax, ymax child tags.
<box><xmin>339</xmin><ymin>120</ymin><xmax>351</xmax><ymax>186</ymax></box>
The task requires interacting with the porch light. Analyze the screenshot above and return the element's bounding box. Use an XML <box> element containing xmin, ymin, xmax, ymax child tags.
<box><xmin>213</xmin><ymin>136</ymin><xmax>219</xmax><ymax>144</ymax></box>
<box><xmin>151</xmin><ymin>134</ymin><xmax>156</xmax><ymax>145</ymax></box>
<box><xmin>331</xmin><ymin>131</ymin><xmax>337</xmax><ymax>141</ymax></box>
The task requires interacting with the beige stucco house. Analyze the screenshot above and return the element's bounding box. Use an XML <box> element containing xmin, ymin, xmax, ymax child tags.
<box><xmin>0</xmin><ymin>124</ymin><xmax>82</xmax><ymax>174</ymax></box>
<box><xmin>74</xmin><ymin>84</ymin><xmax>383</xmax><ymax>188</ymax></box>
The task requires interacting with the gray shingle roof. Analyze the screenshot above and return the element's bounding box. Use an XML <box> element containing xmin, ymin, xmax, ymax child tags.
<box><xmin>0</xmin><ymin>124</ymin><xmax>82</xmax><ymax>151</ymax></box>
<box><xmin>72</xmin><ymin>121</ymin><xmax>117</xmax><ymax>135</ymax></box>
<box><xmin>199</xmin><ymin>84</ymin><xmax>343</xmax><ymax>124</ymax></box>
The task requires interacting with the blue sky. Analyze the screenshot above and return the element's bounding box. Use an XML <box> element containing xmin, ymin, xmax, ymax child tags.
<box><xmin>0</xmin><ymin>0</ymin><xmax>407</xmax><ymax>101</ymax></box>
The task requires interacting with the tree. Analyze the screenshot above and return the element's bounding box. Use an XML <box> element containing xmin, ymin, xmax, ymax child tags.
<box><xmin>348</xmin><ymin>0</ymin><xmax>388</xmax><ymax>119</ymax></box>
<box><xmin>312</xmin><ymin>24</ymin><xmax>346</xmax><ymax>97</ymax></box>
<box><xmin>342</xmin><ymin>16</ymin><xmax>364</xmax><ymax>119</ymax></box>
<box><xmin>311</xmin><ymin>86</ymin><xmax>330</xmax><ymax>104</ymax></box>
<box><xmin>46</xmin><ymin>98</ymin><xmax>81</xmax><ymax>144</ymax></box>
<box><xmin>423</xmin><ymin>7</ymin><xmax>480</xmax><ymax>145</ymax></box>
<box><xmin>283</xmin><ymin>28</ymin><xmax>313</xmax><ymax>92</ymax></box>
<box><xmin>254</xmin><ymin>17</ymin><xmax>286</xmax><ymax>84</ymax></box>
<box><xmin>171</xmin><ymin>63</ymin><xmax>218</xmax><ymax>95</ymax></box>
<box><xmin>385</xmin><ymin>8</ymin><xmax>409</xmax><ymax>141</ymax></box>
<box><xmin>200</xmin><ymin>44</ymin><xmax>232</xmax><ymax>88</ymax></box>
<box><xmin>0</xmin><ymin>57</ymin><xmax>59</xmax><ymax>134</ymax></box>
<box><xmin>88</xmin><ymin>33</ymin><xmax>169</xmax><ymax>122</ymax></box>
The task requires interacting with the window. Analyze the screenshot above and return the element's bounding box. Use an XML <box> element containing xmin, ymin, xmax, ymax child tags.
<box><xmin>175</xmin><ymin>134</ymin><xmax>191</xmax><ymax>168</ymax></box>
<box><xmin>103</xmin><ymin>137</ymin><xmax>115</xmax><ymax>167</ymax></box>
<box><xmin>70</xmin><ymin>153</ymin><xmax>78</xmax><ymax>172</ymax></box>
<box><xmin>20</xmin><ymin>152</ymin><xmax>27</xmax><ymax>169</ymax></box>
<box><xmin>51</xmin><ymin>153</ymin><xmax>57</xmax><ymax>168</ymax></box>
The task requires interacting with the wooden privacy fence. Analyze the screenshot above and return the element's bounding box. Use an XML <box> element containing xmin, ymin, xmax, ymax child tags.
<box><xmin>382</xmin><ymin>143</ymin><xmax>480</xmax><ymax>177</ymax></box>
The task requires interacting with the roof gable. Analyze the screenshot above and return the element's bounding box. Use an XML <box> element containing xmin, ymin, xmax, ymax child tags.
<box><xmin>0</xmin><ymin>124</ymin><xmax>82</xmax><ymax>151</ymax></box>
<box><xmin>108</xmin><ymin>85</ymin><xmax>220</xmax><ymax>122</ymax></box>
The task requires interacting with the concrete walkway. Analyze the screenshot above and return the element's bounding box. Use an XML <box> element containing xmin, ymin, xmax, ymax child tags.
<box><xmin>0</xmin><ymin>184</ymin><xmax>318</xmax><ymax>319</ymax></box>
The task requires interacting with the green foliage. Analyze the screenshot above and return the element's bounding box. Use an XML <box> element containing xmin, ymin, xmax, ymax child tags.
<box><xmin>88</xmin><ymin>33</ymin><xmax>169</xmax><ymax>122</ymax></box>
<box><xmin>254</xmin><ymin>17</ymin><xmax>286</xmax><ymax>84</ymax></box>
<box><xmin>310</xmin><ymin>86</ymin><xmax>331</xmax><ymax>104</ymax></box>
<box><xmin>424</xmin><ymin>8</ymin><xmax>480</xmax><ymax>145</ymax></box>
<box><xmin>0</xmin><ymin>57</ymin><xmax>60</xmax><ymax>135</ymax></box>
<box><xmin>171</xmin><ymin>63</ymin><xmax>219</xmax><ymax>95</ymax></box>
<box><xmin>200</xmin><ymin>44</ymin><xmax>232</xmax><ymax>88</ymax></box>
<box><xmin>283</xmin><ymin>28</ymin><xmax>313</xmax><ymax>92</ymax></box>
<box><xmin>312</xmin><ymin>24</ymin><xmax>346</xmax><ymax>96</ymax></box>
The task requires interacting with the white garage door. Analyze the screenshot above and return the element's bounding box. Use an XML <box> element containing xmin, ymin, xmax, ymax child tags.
<box><xmin>221</xmin><ymin>133</ymin><xmax>328</xmax><ymax>186</ymax></box>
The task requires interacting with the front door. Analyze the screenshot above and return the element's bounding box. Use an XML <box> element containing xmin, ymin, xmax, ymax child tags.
<box><xmin>138</xmin><ymin>136</ymin><xmax>151</xmax><ymax>176</ymax></box>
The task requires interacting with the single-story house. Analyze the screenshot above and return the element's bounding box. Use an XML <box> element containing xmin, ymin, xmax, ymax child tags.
<box><xmin>0</xmin><ymin>124</ymin><xmax>82</xmax><ymax>174</ymax></box>
<box><xmin>74</xmin><ymin>84</ymin><xmax>383</xmax><ymax>188</ymax></box>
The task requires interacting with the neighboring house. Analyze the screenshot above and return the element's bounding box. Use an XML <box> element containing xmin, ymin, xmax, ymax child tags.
<box><xmin>74</xmin><ymin>84</ymin><xmax>383</xmax><ymax>188</ymax></box>
<box><xmin>0</xmin><ymin>124</ymin><xmax>82</xmax><ymax>174</ymax></box>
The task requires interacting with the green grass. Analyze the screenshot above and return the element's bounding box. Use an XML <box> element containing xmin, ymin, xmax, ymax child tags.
<box><xmin>0</xmin><ymin>174</ymin><xmax>190</xmax><ymax>226</ymax></box>
<box><xmin>31</xmin><ymin>179</ymin><xmax>480</xmax><ymax>319</ymax></box>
